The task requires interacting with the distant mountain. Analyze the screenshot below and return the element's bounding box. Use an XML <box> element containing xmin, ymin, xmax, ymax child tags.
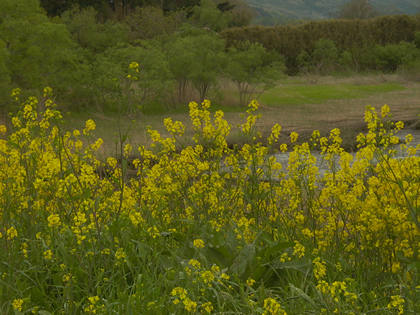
<box><xmin>245</xmin><ymin>0</ymin><xmax>420</xmax><ymax>25</ymax></box>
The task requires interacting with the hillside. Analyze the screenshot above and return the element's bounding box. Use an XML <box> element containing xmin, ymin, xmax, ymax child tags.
<box><xmin>246</xmin><ymin>0</ymin><xmax>420</xmax><ymax>24</ymax></box>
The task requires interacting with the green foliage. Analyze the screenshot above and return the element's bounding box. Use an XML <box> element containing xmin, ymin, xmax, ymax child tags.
<box><xmin>0</xmin><ymin>39</ymin><xmax>11</xmax><ymax>105</ymax></box>
<box><xmin>60</xmin><ymin>6</ymin><xmax>129</xmax><ymax>53</ymax></box>
<box><xmin>415</xmin><ymin>31</ymin><xmax>420</xmax><ymax>48</ymax></box>
<box><xmin>191</xmin><ymin>0</ymin><xmax>230</xmax><ymax>31</ymax></box>
<box><xmin>166</xmin><ymin>27</ymin><xmax>227</xmax><ymax>103</ymax></box>
<box><xmin>226</xmin><ymin>41</ymin><xmax>284</xmax><ymax>106</ymax></box>
<box><xmin>124</xmin><ymin>6</ymin><xmax>183</xmax><ymax>41</ymax></box>
<box><xmin>104</xmin><ymin>42</ymin><xmax>173</xmax><ymax>112</ymax></box>
<box><xmin>221</xmin><ymin>14</ymin><xmax>420</xmax><ymax>74</ymax></box>
<box><xmin>369</xmin><ymin>41</ymin><xmax>420</xmax><ymax>72</ymax></box>
<box><xmin>338</xmin><ymin>50</ymin><xmax>355</xmax><ymax>71</ymax></box>
<box><xmin>189</xmin><ymin>0</ymin><xmax>253</xmax><ymax>31</ymax></box>
<box><xmin>0</xmin><ymin>0</ymin><xmax>83</xmax><ymax>98</ymax></box>
<box><xmin>398</xmin><ymin>59</ymin><xmax>420</xmax><ymax>82</ymax></box>
<box><xmin>296</xmin><ymin>50</ymin><xmax>311</xmax><ymax>74</ymax></box>
<box><xmin>222</xmin><ymin>0</ymin><xmax>254</xmax><ymax>28</ymax></box>
<box><xmin>71</xmin><ymin>41</ymin><xmax>173</xmax><ymax>113</ymax></box>
<box><xmin>312</xmin><ymin>39</ymin><xmax>339</xmax><ymax>73</ymax></box>
<box><xmin>296</xmin><ymin>40</ymin><xmax>341</xmax><ymax>74</ymax></box>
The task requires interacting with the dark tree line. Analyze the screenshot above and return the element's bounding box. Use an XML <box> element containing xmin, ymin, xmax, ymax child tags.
<box><xmin>40</xmin><ymin>0</ymin><xmax>201</xmax><ymax>17</ymax></box>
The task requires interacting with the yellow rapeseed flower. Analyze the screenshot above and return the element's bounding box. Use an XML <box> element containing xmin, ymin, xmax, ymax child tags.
<box><xmin>263</xmin><ymin>298</ymin><xmax>287</xmax><ymax>315</ymax></box>
<box><xmin>83</xmin><ymin>119</ymin><xmax>96</xmax><ymax>135</ymax></box>
<box><xmin>47</xmin><ymin>214</ymin><xmax>61</xmax><ymax>228</ymax></box>
<box><xmin>247</xmin><ymin>278</ymin><xmax>256</xmax><ymax>286</ymax></box>
<box><xmin>193</xmin><ymin>239</ymin><xmax>205</xmax><ymax>249</ymax></box>
<box><xmin>290</xmin><ymin>132</ymin><xmax>298</xmax><ymax>143</ymax></box>
<box><xmin>12</xmin><ymin>299</ymin><xmax>24</xmax><ymax>312</ymax></box>
<box><xmin>201</xmin><ymin>301</ymin><xmax>213</xmax><ymax>313</ymax></box>
<box><xmin>6</xmin><ymin>227</ymin><xmax>18</xmax><ymax>240</ymax></box>
<box><xmin>43</xmin><ymin>249</ymin><xmax>53</xmax><ymax>260</ymax></box>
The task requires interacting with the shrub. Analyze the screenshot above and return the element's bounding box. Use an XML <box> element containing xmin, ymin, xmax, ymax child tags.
<box><xmin>312</xmin><ymin>39</ymin><xmax>339</xmax><ymax>73</ymax></box>
<box><xmin>371</xmin><ymin>41</ymin><xmax>420</xmax><ymax>72</ymax></box>
<box><xmin>415</xmin><ymin>31</ymin><xmax>420</xmax><ymax>49</ymax></box>
<box><xmin>399</xmin><ymin>58</ymin><xmax>420</xmax><ymax>82</ymax></box>
<box><xmin>225</xmin><ymin>41</ymin><xmax>284</xmax><ymax>106</ymax></box>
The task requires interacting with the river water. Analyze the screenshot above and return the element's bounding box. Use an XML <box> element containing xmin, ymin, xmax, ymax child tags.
<box><xmin>273</xmin><ymin>128</ymin><xmax>420</xmax><ymax>175</ymax></box>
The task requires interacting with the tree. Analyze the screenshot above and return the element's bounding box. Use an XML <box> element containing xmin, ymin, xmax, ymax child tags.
<box><xmin>40</xmin><ymin>0</ymin><xmax>108</xmax><ymax>17</ymax></box>
<box><xmin>0</xmin><ymin>39</ymin><xmax>11</xmax><ymax>106</ymax></box>
<box><xmin>336</xmin><ymin>0</ymin><xmax>378</xmax><ymax>19</ymax></box>
<box><xmin>166</xmin><ymin>26</ymin><xmax>226</xmax><ymax>103</ymax></box>
<box><xmin>371</xmin><ymin>41</ymin><xmax>420</xmax><ymax>72</ymax></box>
<box><xmin>217</xmin><ymin>0</ymin><xmax>254</xmax><ymax>27</ymax></box>
<box><xmin>415</xmin><ymin>31</ymin><xmax>420</xmax><ymax>49</ymax></box>
<box><xmin>124</xmin><ymin>6</ymin><xmax>183</xmax><ymax>40</ymax></box>
<box><xmin>312</xmin><ymin>39</ymin><xmax>339</xmax><ymax>73</ymax></box>
<box><xmin>188</xmin><ymin>32</ymin><xmax>226</xmax><ymax>101</ymax></box>
<box><xmin>0</xmin><ymin>0</ymin><xmax>83</xmax><ymax>96</ymax></box>
<box><xmin>60</xmin><ymin>6</ymin><xmax>129</xmax><ymax>52</ymax></box>
<box><xmin>225</xmin><ymin>41</ymin><xmax>284</xmax><ymax>106</ymax></box>
<box><xmin>191</xmin><ymin>0</ymin><xmax>230</xmax><ymax>31</ymax></box>
<box><xmin>82</xmin><ymin>41</ymin><xmax>173</xmax><ymax>112</ymax></box>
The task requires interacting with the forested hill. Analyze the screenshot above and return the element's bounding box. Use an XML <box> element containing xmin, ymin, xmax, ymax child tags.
<box><xmin>246</xmin><ymin>0</ymin><xmax>420</xmax><ymax>24</ymax></box>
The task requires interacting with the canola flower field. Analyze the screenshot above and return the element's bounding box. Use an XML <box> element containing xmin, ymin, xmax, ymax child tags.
<box><xmin>0</xmin><ymin>87</ymin><xmax>419</xmax><ymax>314</ymax></box>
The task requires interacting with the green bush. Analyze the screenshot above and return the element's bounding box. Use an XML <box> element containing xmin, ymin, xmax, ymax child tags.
<box><xmin>166</xmin><ymin>27</ymin><xmax>227</xmax><ymax>103</ymax></box>
<box><xmin>415</xmin><ymin>31</ymin><xmax>420</xmax><ymax>49</ymax></box>
<box><xmin>225</xmin><ymin>41</ymin><xmax>284</xmax><ymax>106</ymax></box>
<box><xmin>0</xmin><ymin>0</ymin><xmax>85</xmax><ymax>106</ymax></box>
<box><xmin>312</xmin><ymin>39</ymin><xmax>339</xmax><ymax>74</ymax></box>
<box><xmin>60</xmin><ymin>6</ymin><xmax>130</xmax><ymax>53</ymax></box>
<box><xmin>0</xmin><ymin>39</ymin><xmax>11</xmax><ymax>106</ymax></box>
<box><xmin>399</xmin><ymin>59</ymin><xmax>420</xmax><ymax>82</ymax></box>
<box><xmin>371</xmin><ymin>41</ymin><xmax>420</xmax><ymax>72</ymax></box>
<box><xmin>339</xmin><ymin>50</ymin><xmax>355</xmax><ymax>72</ymax></box>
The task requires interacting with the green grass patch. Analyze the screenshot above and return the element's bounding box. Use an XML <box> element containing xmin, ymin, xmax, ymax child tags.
<box><xmin>260</xmin><ymin>83</ymin><xmax>405</xmax><ymax>107</ymax></box>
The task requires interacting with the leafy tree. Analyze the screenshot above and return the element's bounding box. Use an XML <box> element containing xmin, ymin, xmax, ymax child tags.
<box><xmin>166</xmin><ymin>35</ymin><xmax>197</xmax><ymax>104</ymax></box>
<box><xmin>60</xmin><ymin>6</ymin><xmax>129</xmax><ymax>53</ymax></box>
<box><xmin>89</xmin><ymin>41</ymin><xmax>173</xmax><ymax>113</ymax></box>
<box><xmin>371</xmin><ymin>41</ymin><xmax>420</xmax><ymax>72</ymax></box>
<box><xmin>312</xmin><ymin>39</ymin><xmax>339</xmax><ymax>73</ymax></box>
<box><xmin>339</xmin><ymin>50</ymin><xmax>355</xmax><ymax>71</ymax></box>
<box><xmin>296</xmin><ymin>50</ymin><xmax>312</xmax><ymax>74</ymax></box>
<box><xmin>40</xmin><ymin>0</ymin><xmax>142</xmax><ymax>18</ymax></box>
<box><xmin>162</xmin><ymin>0</ymin><xmax>200</xmax><ymax>12</ymax></box>
<box><xmin>0</xmin><ymin>0</ymin><xmax>83</xmax><ymax>98</ymax></box>
<box><xmin>188</xmin><ymin>32</ymin><xmax>226</xmax><ymax>101</ymax></box>
<box><xmin>336</xmin><ymin>0</ymin><xmax>378</xmax><ymax>19</ymax></box>
<box><xmin>124</xmin><ymin>6</ymin><xmax>184</xmax><ymax>40</ymax></box>
<box><xmin>216</xmin><ymin>0</ymin><xmax>254</xmax><ymax>27</ymax></box>
<box><xmin>225</xmin><ymin>41</ymin><xmax>283</xmax><ymax>106</ymax></box>
<box><xmin>190</xmin><ymin>0</ymin><xmax>230</xmax><ymax>31</ymax></box>
<box><xmin>166</xmin><ymin>26</ymin><xmax>226</xmax><ymax>103</ymax></box>
<box><xmin>415</xmin><ymin>31</ymin><xmax>420</xmax><ymax>49</ymax></box>
<box><xmin>0</xmin><ymin>39</ymin><xmax>11</xmax><ymax>106</ymax></box>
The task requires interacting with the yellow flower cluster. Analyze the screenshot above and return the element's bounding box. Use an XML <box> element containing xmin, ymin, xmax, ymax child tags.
<box><xmin>84</xmin><ymin>296</ymin><xmax>104</xmax><ymax>314</ymax></box>
<box><xmin>263</xmin><ymin>297</ymin><xmax>287</xmax><ymax>315</ymax></box>
<box><xmin>0</xmin><ymin>92</ymin><xmax>418</xmax><ymax>313</ymax></box>
<box><xmin>193</xmin><ymin>238</ymin><xmax>205</xmax><ymax>248</ymax></box>
<box><xmin>387</xmin><ymin>295</ymin><xmax>405</xmax><ymax>315</ymax></box>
